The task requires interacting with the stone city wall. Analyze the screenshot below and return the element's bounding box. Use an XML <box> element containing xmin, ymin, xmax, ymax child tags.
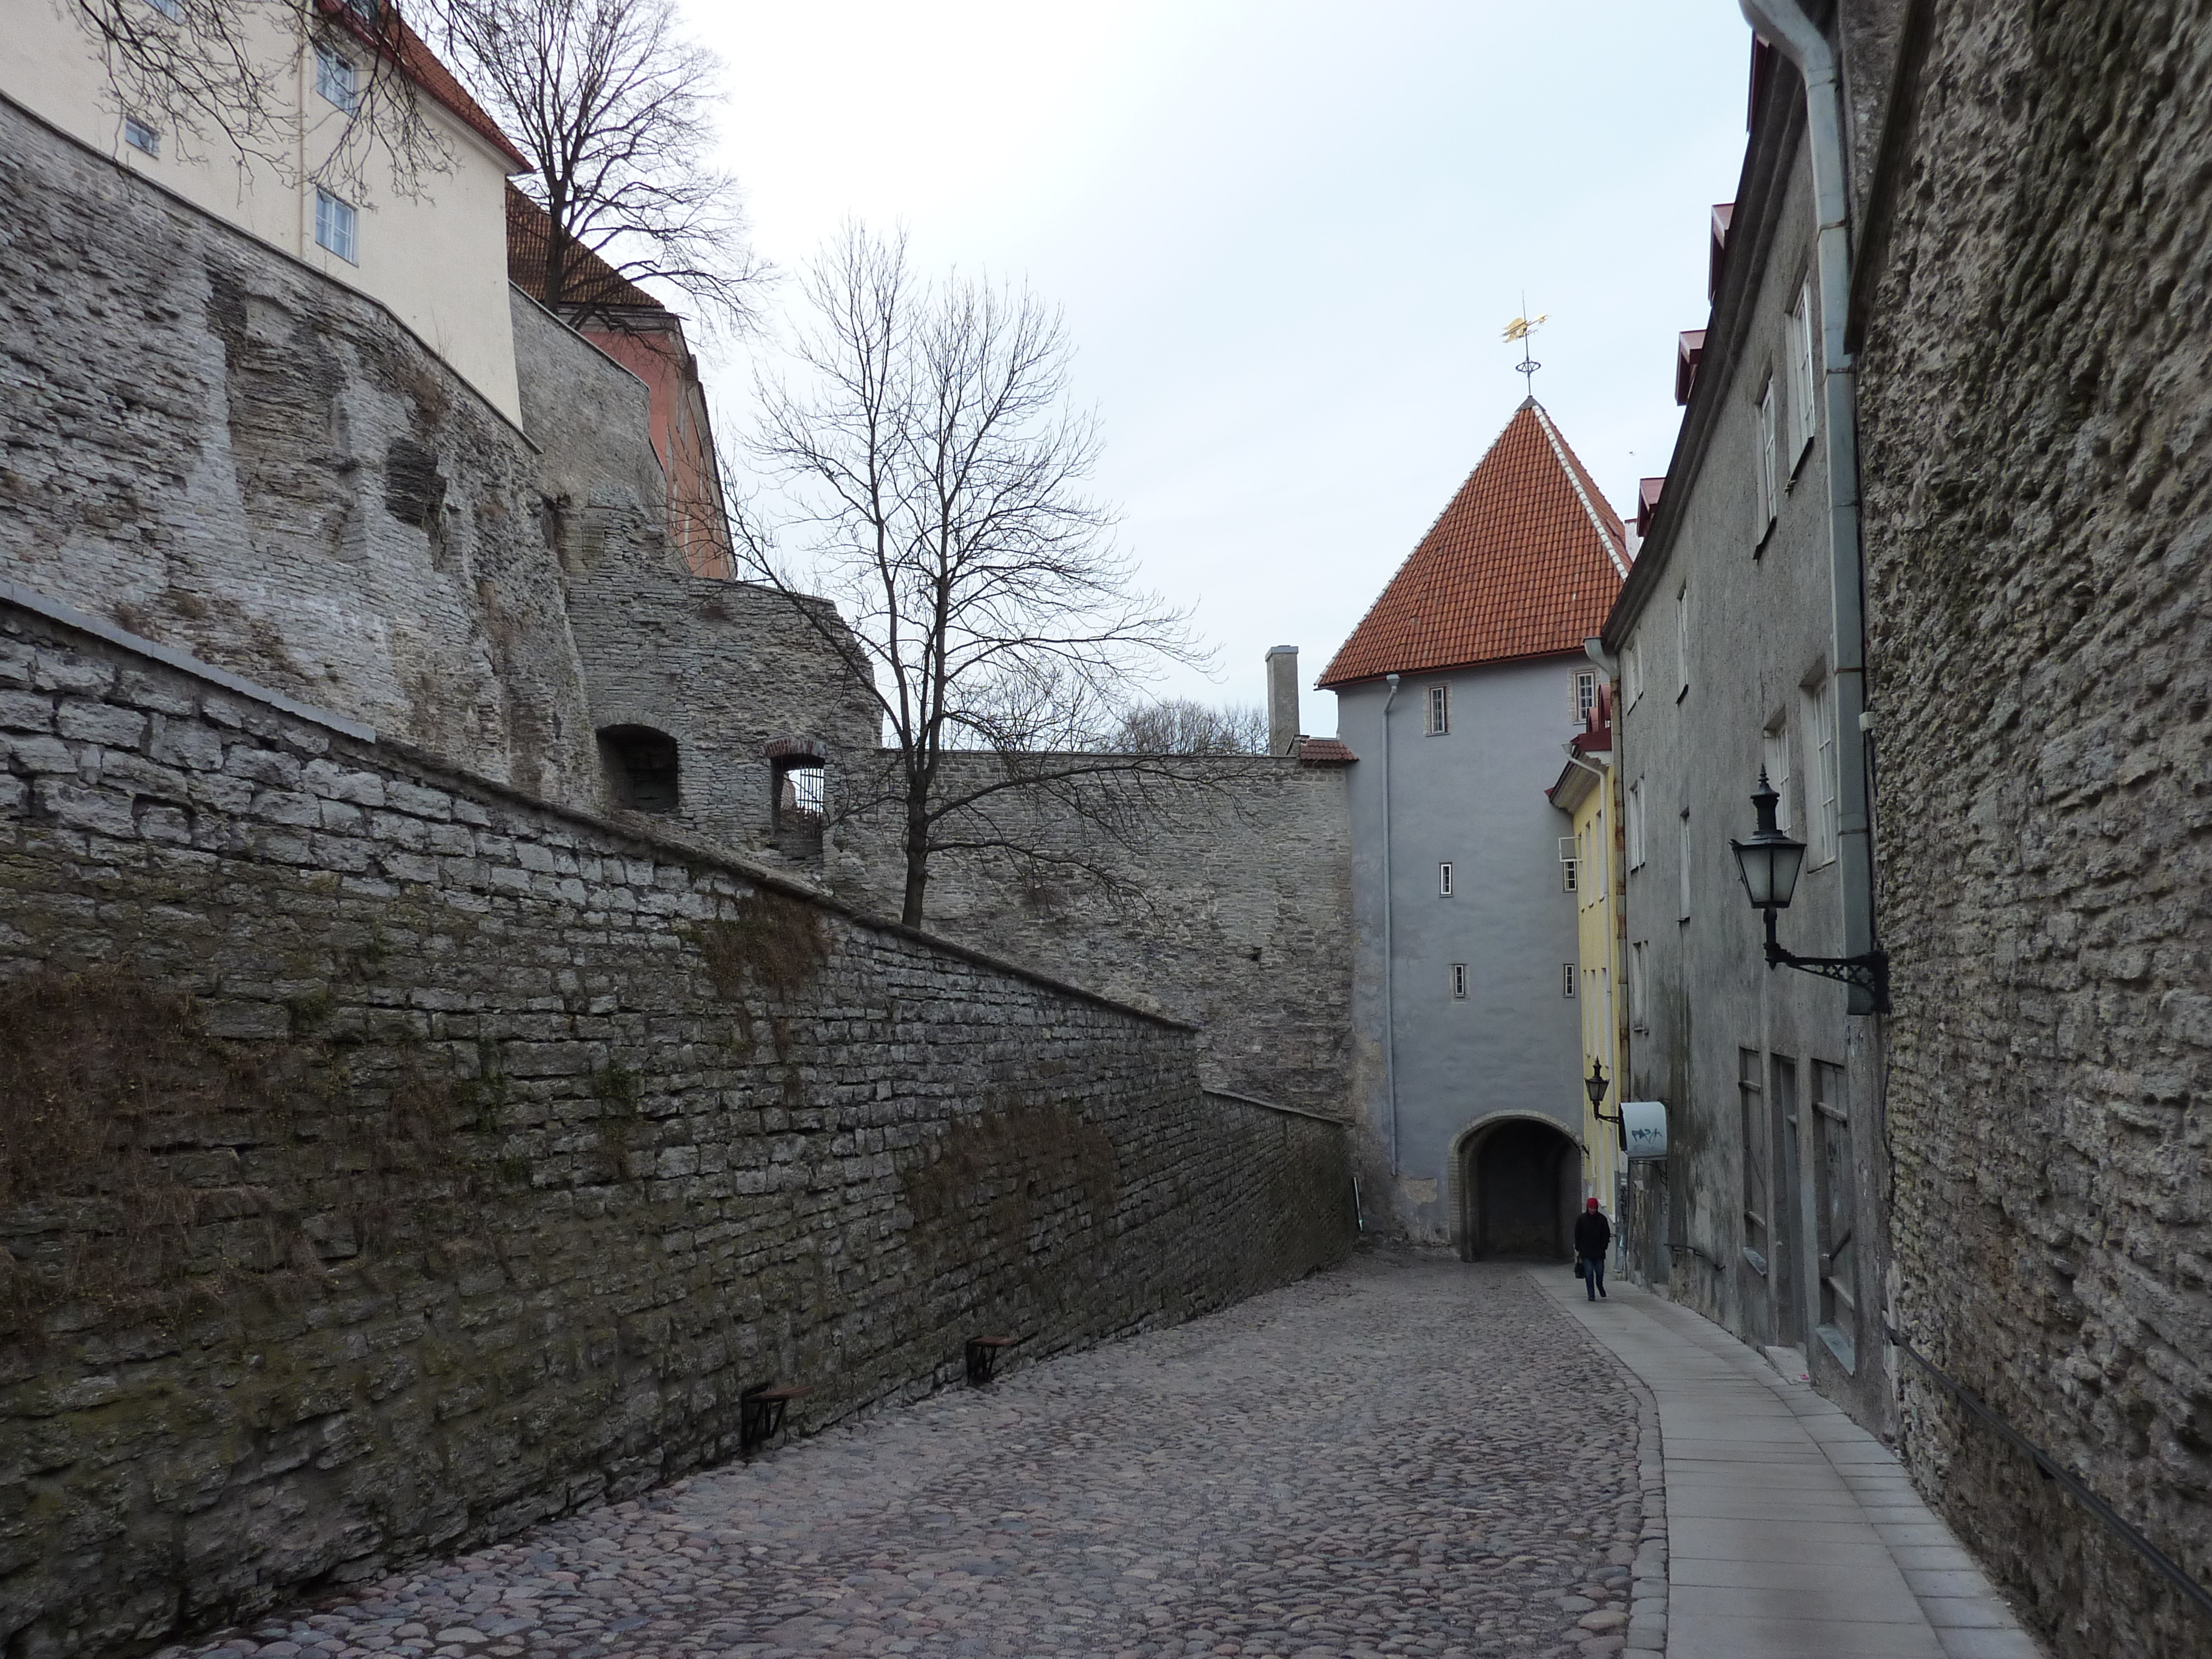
<box><xmin>0</xmin><ymin>597</ymin><xmax>1355</xmax><ymax>1658</ymax></box>
<box><xmin>830</xmin><ymin>750</ymin><xmax>1357</xmax><ymax>1119</ymax></box>
<box><xmin>0</xmin><ymin>95</ymin><xmax>600</xmax><ymax>805</ymax></box>
<box><xmin>1855</xmin><ymin>2</ymin><xmax>2212</xmax><ymax>1654</ymax></box>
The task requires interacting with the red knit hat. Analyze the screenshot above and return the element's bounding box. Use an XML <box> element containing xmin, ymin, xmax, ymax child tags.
<box><xmin>1586</xmin><ymin>1197</ymin><xmax>1601</xmax><ymax>1209</ymax></box>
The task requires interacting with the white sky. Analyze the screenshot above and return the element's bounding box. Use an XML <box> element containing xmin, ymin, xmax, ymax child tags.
<box><xmin>683</xmin><ymin>1</ymin><xmax>1754</xmax><ymax>733</ymax></box>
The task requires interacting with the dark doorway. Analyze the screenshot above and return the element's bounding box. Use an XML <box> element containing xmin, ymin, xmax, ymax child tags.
<box><xmin>1463</xmin><ymin>1119</ymin><xmax>1578</xmax><ymax>1259</ymax></box>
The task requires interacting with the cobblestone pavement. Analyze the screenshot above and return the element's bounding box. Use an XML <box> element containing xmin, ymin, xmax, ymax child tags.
<box><xmin>174</xmin><ymin>1252</ymin><xmax>1648</xmax><ymax>1659</ymax></box>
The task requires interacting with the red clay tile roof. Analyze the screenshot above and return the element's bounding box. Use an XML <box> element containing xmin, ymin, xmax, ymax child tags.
<box><xmin>1318</xmin><ymin>401</ymin><xmax>1630</xmax><ymax>689</ymax></box>
<box><xmin>505</xmin><ymin>185</ymin><xmax>665</xmax><ymax>310</ymax></box>
<box><xmin>317</xmin><ymin>1</ymin><xmax>529</xmax><ymax>171</ymax></box>
<box><xmin>1296</xmin><ymin>737</ymin><xmax>1357</xmax><ymax>764</ymax></box>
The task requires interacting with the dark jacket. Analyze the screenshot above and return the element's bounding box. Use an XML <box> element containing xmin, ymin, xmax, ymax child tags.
<box><xmin>1574</xmin><ymin>1209</ymin><xmax>1612</xmax><ymax>1259</ymax></box>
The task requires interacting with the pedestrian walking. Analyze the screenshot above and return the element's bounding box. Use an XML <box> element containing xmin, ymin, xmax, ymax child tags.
<box><xmin>1574</xmin><ymin>1197</ymin><xmax>1611</xmax><ymax>1301</ymax></box>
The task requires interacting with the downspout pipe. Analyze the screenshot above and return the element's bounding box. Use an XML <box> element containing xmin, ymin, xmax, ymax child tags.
<box><xmin>1740</xmin><ymin>0</ymin><xmax>1881</xmax><ymax>1016</ymax></box>
<box><xmin>1380</xmin><ymin>673</ymin><xmax>1401</xmax><ymax>1173</ymax></box>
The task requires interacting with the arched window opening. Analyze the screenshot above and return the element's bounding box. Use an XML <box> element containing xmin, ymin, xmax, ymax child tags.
<box><xmin>598</xmin><ymin>724</ymin><xmax>680</xmax><ymax>813</ymax></box>
<box><xmin>765</xmin><ymin>738</ymin><xmax>826</xmax><ymax>857</ymax></box>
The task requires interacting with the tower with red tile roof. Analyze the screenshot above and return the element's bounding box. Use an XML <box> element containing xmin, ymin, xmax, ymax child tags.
<box><xmin>1324</xmin><ymin>399</ymin><xmax>1630</xmax><ymax>1248</ymax></box>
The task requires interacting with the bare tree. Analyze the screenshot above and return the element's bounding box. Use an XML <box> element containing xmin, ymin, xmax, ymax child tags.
<box><xmin>733</xmin><ymin>226</ymin><xmax>1210</xmax><ymax>928</ymax></box>
<box><xmin>1109</xmin><ymin>699</ymin><xmax>1268</xmax><ymax>756</ymax></box>
<box><xmin>432</xmin><ymin>0</ymin><xmax>765</xmax><ymax>328</ymax></box>
<box><xmin>62</xmin><ymin>0</ymin><xmax>455</xmax><ymax>196</ymax></box>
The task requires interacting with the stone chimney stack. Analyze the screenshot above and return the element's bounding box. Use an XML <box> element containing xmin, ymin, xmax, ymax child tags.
<box><xmin>1265</xmin><ymin>646</ymin><xmax>1301</xmax><ymax>756</ymax></box>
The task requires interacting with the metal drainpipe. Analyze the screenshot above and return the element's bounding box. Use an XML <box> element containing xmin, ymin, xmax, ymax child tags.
<box><xmin>1380</xmin><ymin>673</ymin><xmax>1401</xmax><ymax>1173</ymax></box>
<box><xmin>1741</xmin><ymin>0</ymin><xmax>1881</xmax><ymax>1015</ymax></box>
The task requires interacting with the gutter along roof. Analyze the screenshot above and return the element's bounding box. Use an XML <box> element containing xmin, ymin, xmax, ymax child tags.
<box><xmin>1318</xmin><ymin>400</ymin><xmax>1629</xmax><ymax>689</ymax></box>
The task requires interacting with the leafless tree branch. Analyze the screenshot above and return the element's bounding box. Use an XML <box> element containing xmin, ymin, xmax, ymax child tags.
<box><xmin>731</xmin><ymin>225</ymin><xmax>1213</xmax><ymax>926</ymax></box>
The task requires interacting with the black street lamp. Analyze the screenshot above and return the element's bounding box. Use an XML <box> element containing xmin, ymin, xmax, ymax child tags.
<box><xmin>1586</xmin><ymin>1057</ymin><xmax>1623</xmax><ymax>1147</ymax></box>
<box><xmin>1728</xmin><ymin>769</ymin><xmax>1890</xmax><ymax>1011</ymax></box>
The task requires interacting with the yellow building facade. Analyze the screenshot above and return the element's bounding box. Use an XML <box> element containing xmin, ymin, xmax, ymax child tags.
<box><xmin>1549</xmin><ymin>686</ymin><xmax>1629</xmax><ymax>1215</ymax></box>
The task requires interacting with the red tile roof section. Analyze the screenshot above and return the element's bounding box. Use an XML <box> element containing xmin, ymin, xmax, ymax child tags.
<box><xmin>505</xmin><ymin>186</ymin><xmax>665</xmax><ymax>310</ymax></box>
<box><xmin>1317</xmin><ymin>401</ymin><xmax>1630</xmax><ymax>689</ymax></box>
<box><xmin>317</xmin><ymin>0</ymin><xmax>529</xmax><ymax>171</ymax></box>
<box><xmin>1296</xmin><ymin>737</ymin><xmax>1357</xmax><ymax>764</ymax></box>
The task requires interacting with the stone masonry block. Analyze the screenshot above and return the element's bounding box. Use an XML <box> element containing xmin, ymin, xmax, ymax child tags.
<box><xmin>55</xmin><ymin>698</ymin><xmax>147</xmax><ymax>748</ymax></box>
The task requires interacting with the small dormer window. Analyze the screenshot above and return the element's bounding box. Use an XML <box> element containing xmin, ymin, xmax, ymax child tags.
<box><xmin>598</xmin><ymin>725</ymin><xmax>679</xmax><ymax>813</ymax></box>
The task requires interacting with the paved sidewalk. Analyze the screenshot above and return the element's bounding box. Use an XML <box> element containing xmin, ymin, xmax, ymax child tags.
<box><xmin>172</xmin><ymin>1253</ymin><xmax>1649</xmax><ymax>1659</ymax></box>
<box><xmin>1535</xmin><ymin>1271</ymin><xmax>2044</xmax><ymax>1659</ymax></box>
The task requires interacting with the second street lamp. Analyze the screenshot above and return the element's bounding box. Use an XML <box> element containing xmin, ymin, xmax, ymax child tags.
<box><xmin>1586</xmin><ymin>1057</ymin><xmax>1623</xmax><ymax>1147</ymax></box>
<box><xmin>1728</xmin><ymin>769</ymin><xmax>1889</xmax><ymax>1011</ymax></box>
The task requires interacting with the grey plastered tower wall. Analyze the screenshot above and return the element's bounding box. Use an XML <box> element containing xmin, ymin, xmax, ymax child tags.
<box><xmin>1336</xmin><ymin>660</ymin><xmax>1587</xmax><ymax>1242</ymax></box>
<box><xmin>1267</xmin><ymin>645</ymin><xmax>1302</xmax><ymax>754</ymax></box>
<box><xmin>1601</xmin><ymin>15</ymin><xmax>1891</xmax><ymax>1447</ymax></box>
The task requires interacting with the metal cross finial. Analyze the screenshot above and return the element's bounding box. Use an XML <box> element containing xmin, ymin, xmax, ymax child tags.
<box><xmin>1501</xmin><ymin>304</ymin><xmax>1547</xmax><ymax>395</ymax></box>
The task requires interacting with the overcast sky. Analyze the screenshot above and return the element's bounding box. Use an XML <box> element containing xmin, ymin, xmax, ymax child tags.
<box><xmin>685</xmin><ymin>1</ymin><xmax>1754</xmax><ymax>735</ymax></box>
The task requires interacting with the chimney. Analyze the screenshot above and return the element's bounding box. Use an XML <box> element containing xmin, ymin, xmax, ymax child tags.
<box><xmin>1265</xmin><ymin>646</ymin><xmax>1301</xmax><ymax>756</ymax></box>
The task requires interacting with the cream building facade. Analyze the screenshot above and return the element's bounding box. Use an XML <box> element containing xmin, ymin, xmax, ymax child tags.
<box><xmin>4</xmin><ymin>0</ymin><xmax>527</xmax><ymax>422</ymax></box>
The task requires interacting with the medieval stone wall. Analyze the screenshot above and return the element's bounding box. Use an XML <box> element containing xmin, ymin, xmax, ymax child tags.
<box><xmin>0</xmin><ymin>95</ymin><xmax>600</xmax><ymax>805</ymax></box>
<box><xmin>0</xmin><ymin>598</ymin><xmax>1355</xmax><ymax>1658</ymax></box>
<box><xmin>1855</xmin><ymin>2</ymin><xmax>2212</xmax><ymax>1654</ymax></box>
<box><xmin>830</xmin><ymin>752</ymin><xmax>1357</xmax><ymax>1119</ymax></box>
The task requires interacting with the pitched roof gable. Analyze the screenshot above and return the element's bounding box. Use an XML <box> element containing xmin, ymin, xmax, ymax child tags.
<box><xmin>1317</xmin><ymin>400</ymin><xmax>1630</xmax><ymax>688</ymax></box>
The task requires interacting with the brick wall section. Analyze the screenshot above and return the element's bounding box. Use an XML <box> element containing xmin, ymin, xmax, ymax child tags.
<box><xmin>0</xmin><ymin>598</ymin><xmax>1355</xmax><ymax>1658</ymax></box>
<box><xmin>829</xmin><ymin>751</ymin><xmax>1357</xmax><ymax>1118</ymax></box>
<box><xmin>1855</xmin><ymin>3</ymin><xmax>2212</xmax><ymax>1654</ymax></box>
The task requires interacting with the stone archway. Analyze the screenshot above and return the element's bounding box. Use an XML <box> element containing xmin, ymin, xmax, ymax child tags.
<box><xmin>1450</xmin><ymin>1113</ymin><xmax>1581</xmax><ymax>1261</ymax></box>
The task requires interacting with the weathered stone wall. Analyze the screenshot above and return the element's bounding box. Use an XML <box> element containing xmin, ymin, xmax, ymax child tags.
<box><xmin>1854</xmin><ymin>2</ymin><xmax>2212</xmax><ymax>1654</ymax></box>
<box><xmin>0</xmin><ymin>597</ymin><xmax>1355</xmax><ymax>1658</ymax></box>
<box><xmin>0</xmin><ymin>95</ymin><xmax>600</xmax><ymax>805</ymax></box>
<box><xmin>830</xmin><ymin>751</ymin><xmax>1357</xmax><ymax>1118</ymax></box>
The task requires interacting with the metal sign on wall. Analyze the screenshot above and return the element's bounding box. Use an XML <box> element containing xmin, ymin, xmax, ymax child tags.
<box><xmin>1621</xmin><ymin>1100</ymin><xmax>1669</xmax><ymax>1161</ymax></box>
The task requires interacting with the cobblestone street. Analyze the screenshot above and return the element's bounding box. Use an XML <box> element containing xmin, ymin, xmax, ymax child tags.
<box><xmin>176</xmin><ymin>1254</ymin><xmax>1647</xmax><ymax>1659</ymax></box>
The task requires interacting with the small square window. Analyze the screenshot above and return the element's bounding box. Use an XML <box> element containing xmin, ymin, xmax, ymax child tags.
<box><xmin>1563</xmin><ymin>964</ymin><xmax>1577</xmax><ymax>999</ymax></box>
<box><xmin>317</xmin><ymin>46</ymin><xmax>360</xmax><ymax>112</ymax></box>
<box><xmin>1450</xmin><ymin>963</ymin><xmax>1469</xmax><ymax>1000</ymax></box>
<box><xmin>315</xmin><ymin>188</ymin><xmax>358</xmax><ymax>263</ymax></box>
<box><xmin>1438</xmin><ymin>861</ymin><xmax>1453</xmax><ymax>896</ymax></box>
<box><xmin>1426</xmin><ymin>684</ymin><xmax>1450</xmax><ymax>735</ymax></box>
<box><xmin>122</xmin><ymin>116</ymin><xmax>159</xmax><ymax>156</ymax></box>
<box><xmin>145</xmin><ymin>0</ymin><xmax>183</xmax><ymax>18</ymax></box>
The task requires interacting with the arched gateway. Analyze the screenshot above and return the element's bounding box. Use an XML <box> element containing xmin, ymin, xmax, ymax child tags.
<box><xmin>1451</xmin><ymin>1113</ymin><xmax>1581</xmax><ymax>1261</ymax></box>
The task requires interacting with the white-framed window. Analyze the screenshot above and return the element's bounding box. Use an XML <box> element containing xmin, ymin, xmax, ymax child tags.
<box><xmin>1678</xmin><ymin>808</ymin><xmax>1692</xmax><ymax>921</ymax></box>
<box><xmin>1574</xmin><ymin>668</ymin><xmax>1598</xmax><ymax>726</ymax></box>
<box><xmin>1756</xmin><ymin>378</ymin><xmax>1778</xmax><ymax>541</ymax></box>
<box><xmin>317</xmin><ymin>45</ymin><xmax>360</xmax><ymax>112</ymax></box>
<box><xmin>146</xmin><ymin>0</ymin><xmax>183</xmax><ymax>18</ymax></box>
<box><xmin>122</xmin><ymin>116</ymin><xmax>159</xmax><ymax>156</ymax></box>
<box><xmin>1627</xmin><ymin>779</ymin><xmax>1646</xmax><ymax>870</ymax></box>
<box><xmin>1789</xmin><ymin>279</ymin><xmax>1817</xmax><ymax>466</ymax></box>
<box><xmin>1762</xmin><ymin>720</ymin><xmax>1794</xmax><ymax>834</ymax></box>
<box><xmin>1563</xmin><ymin>964</ymin><xmax>1577</xmax><ymax>999</ymax></box>
<box><xmin>1450</xmin><ymin>963</ymin><xmax>1469</xmax><ymax>1000</ymax></box>
<box><xmin>1675</xmin><ymin>585</ymin><xmax>1691</xmax><ymax>699</ymax></box>
<box><xmin>1630</xmin><ymin>941</ymin><xmax>1649</xmax><ymax>1032</ymax></box>
<box><xmin>1802</xmin><ymin>677</ymin><xmax>1840</xmax><ymax>865</ymax></box>
<box><xmin>1438</xmin><ymin>860</ymin><xmax>1453</xmax><ymax>896</ymax></box>
<box><xmin>315</xmin><ymin>188</ymin><xmax>359</xmax><ymax>263</ymax></box>
<box><xmin>1623</xmin><ymin>640</ymin><xmax>1642</xmax><ymax>709</ymax></box>
<box><xmin>1426</xmin><ymin>683</ymin><xmax>1450</xmax><ymax>736</ymax></box>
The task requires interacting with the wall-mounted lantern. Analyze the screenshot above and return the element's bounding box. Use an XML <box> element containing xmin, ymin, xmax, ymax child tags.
<box><xmin>1586</xmin><ymin>1057</ymin><xmax>1623</xmax><ymax>1148</ymax></box>
<box><xmin>1728</xmin><ymin>769</ymin><xmax>1889</xmax><ymax>1012</ymax></box>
